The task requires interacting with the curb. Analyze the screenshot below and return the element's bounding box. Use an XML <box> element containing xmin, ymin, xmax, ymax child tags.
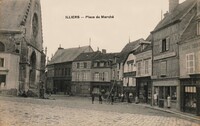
<box><xmin>144</xmin><ymin>105</ymin><xmax>200</xmax><ymax>122</ymax></box>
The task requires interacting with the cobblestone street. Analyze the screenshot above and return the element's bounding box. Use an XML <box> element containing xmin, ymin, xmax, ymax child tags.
<box><xmin>0</xmin><ymin>95</ymin><xmax>199</xmax><ymax>126</ymax></box>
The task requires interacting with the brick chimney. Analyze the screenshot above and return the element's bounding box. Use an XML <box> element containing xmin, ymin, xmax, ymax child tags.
<box><xmin>169</xmin><ymin>0</ymin><xmax>179</xmax><ymax>13</ymax></box>
<box><xmin>102</xmin><ymin>49</ymin><xmax>106</xmax><ymax>54</ymax></box>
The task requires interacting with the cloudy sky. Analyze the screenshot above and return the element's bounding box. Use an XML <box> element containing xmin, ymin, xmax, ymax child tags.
<box><xmin>41</xmin><ymin>0</ymin><xmax>185</xmax><ymax>58</ymax></box>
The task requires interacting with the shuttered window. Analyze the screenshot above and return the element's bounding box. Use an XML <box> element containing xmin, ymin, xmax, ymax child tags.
<box><xmin>160</xmin><ymin>61</ymin><xmax>167</xmax><ymax>76</ymax></box>
<box><xmin>186</xmin><ymin>53</ymin><xmax>195</xmax><ymax>74</ymax></box>
<box><xmin>160</xmin><ymin>37</ymin><xmax>170</xmax><ymax>52</ymax></box>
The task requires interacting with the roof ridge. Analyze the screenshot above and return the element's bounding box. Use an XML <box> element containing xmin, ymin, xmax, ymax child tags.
<box><xmin>20</xmin><ymin>0</ymin><xmax>32</xmax><ymax>26</ymax></box>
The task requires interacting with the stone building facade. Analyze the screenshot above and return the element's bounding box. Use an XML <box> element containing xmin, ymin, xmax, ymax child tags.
<box><xmin>46</xmin><ymin>46</ymin><xmax>93</xmax><ymax>95</ymax></box>
<box><xmin>0</xmin><ymin>0</ymin><xmax>46</xmax><ymax>96</ymax></box>
<box><xmin>135</xmin><ymin>42</ymin><xmax>152</xmax><ymax>104</ymax></box>
<box><xmin>71</xmin><ymin>51</ymin><xmax>100</xmax><ymax>96</ymax></box>
<box><xmin>179</xmin><ymin>0</ymin><xmax>200</xmax><ymax>115</ymax></box>
<box><xmin>151</xmin><ymin>0</ymin><xmax>196</xmax><ymax>110</ymax></box>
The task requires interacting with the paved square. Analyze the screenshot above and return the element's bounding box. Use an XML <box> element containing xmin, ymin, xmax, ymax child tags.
<box><xmin>0</xmin><ymin>96</ymin><xmax>199</xmax><ymax>126</ymax></box>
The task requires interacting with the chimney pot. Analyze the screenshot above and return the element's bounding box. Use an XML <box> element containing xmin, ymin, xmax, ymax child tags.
<box><xmin>102</xmin><ymin>49</ymin><xmax>106</xmax><ymax>54</ymax></box>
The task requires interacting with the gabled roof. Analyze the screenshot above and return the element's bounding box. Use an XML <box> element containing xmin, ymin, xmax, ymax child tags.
<box><xmin>152</xmin><ymin>0</ymin><xmax>196</xmax><ymax>33</ymax></box>
<box><xmin>0</xmin><ymin>0</ymin><xmax>30</xmax><ymax>30</ymax></box>
<box><xmin>74</xmin><ymin>51</ymin><xmax>101</xmax><ymax>62</ymax></box>
<box><xmin>117</xmin><ymin>38</ymin><xmax>144</xmax><ymax>63</ymax></box>
<box><xmin>48</xmin><ymin>46</ymin><xmax>93</xmax><ymax>65</ymax></box>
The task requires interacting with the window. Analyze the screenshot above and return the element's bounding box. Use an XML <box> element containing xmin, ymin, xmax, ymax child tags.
<box><xmin>131</xmin><ymin>63</ymin><xmax>133</xmax><ymax>71</ymax></box>
<box><xmin>0</xmin><ymin>58</ymin><xmax>4</xmax><ymax>67</ymax></box>
<box><xmin>0</xmin><ymin>42</ymin><xmax>5</xmax><ymax>52</ymax></box>
<box><xmin>76</xmin><ymin>72</ymin><xmax>79</xmax><ymax>81</ymax></box>
<box><xmin>144</xmin><ymin>60</ymin><xmax>149</xmax><ymax>74</ymax></box>
<box><xmin>137</xmin><ymin>62</ymin><xmax>142</xmax><ymax>75</ymax></box>
<box><xmin>160</xmin><ymin>61</ymin><xmax>167</xmax><ymax>76</ymax></box>
<box><xmin>77</xmin><ymin>63</ymin><xmax>80</xmax><ymax>69</ymax></box>
<box><xmin>80</xmin><ymin>62</ymin><xmax>84</xmax><ymax>68</ymax></box>
<box><xmin>100</xmin><ymin>62</ymin><xmax>104</xmax><ymax>67</ymax></box>
<box><xmin>94</xmin><ymin>62</ymin><xmax>97</xmax><ymax>67</ymax></box>
<box><xmin>104</xmin><ymin>72</ymin><xmax>109</xmax><ymax>81</ymax></box>
<box><xmin>186</xmin><ymin>53</ymin><xmax>195</xmax><ymax>74</ymax></box>
<box><xmin>0</xmin><ymin>75</ymin><xmax>6</xmax><ymax>87</ymax></box>
<box><xmin>119</xmin><ymin>63</ymin><xmax>121</xmax><ymax>69</ymax></box>
<box><xmin>160</xmin><ymin>37</ymin><xmax>169</xmax><ymax>52</ymax></box>
<box><xmin>184</xmin><ymin>86</ymin><xmax>197</xmax><ymax>110</ymax></box>
<box><xmin>84</xmin><ymin>62</ymin><xmax>87</xmax><ymax>68</ymax></box>
<box><xmin>197</xmin><ymin>21</ymin><xmax>200</xmax><ymax>35</ymax></box>
<box><xmin>62</xmin><ymin>69</ymin><xmax>64</xmax><ymax>76</ymax></box>
<box><xmin>112</xmin><ymin>70</ymin><xmax>115</xmax><ymax>79</ymax></box>
<box><xmin>171</xmin><ymin>86</ymin><xmax>177</xmax><ymax>100</ymax></box>
<box><xmin>94</xmin><ymin>72</ymin><xmax>99</xmax><ymax>81</ymax></box>
<box><xmin>83</xmin><ymin>72</ymin><xmax>87</xmax><ymax>81</ymax></box>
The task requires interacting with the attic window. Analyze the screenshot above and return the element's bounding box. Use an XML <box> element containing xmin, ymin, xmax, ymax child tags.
<box><xmin>197</xmin><ymin>21</ymin><xmax>200</xmax><ymax>35</ymax></box>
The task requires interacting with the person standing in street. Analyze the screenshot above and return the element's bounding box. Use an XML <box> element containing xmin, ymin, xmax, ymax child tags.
<box><xmin>154</xmin><ymin>92</ymin><xmax>158</xmax><ymax>106</ymax></box>
<box><xmin>111</xmin><ymin>93</ymin><xmax>114</xmax><ymax>105</ymax></box>
<box><xmin>92</xmin><ymin>93</ymin><xmax>95</xmax><ymax>104</ymax></box>
<box><xmin>99</xmin><ymin>93</ymin><xmax>102</xmax><ymax>104</ymax></box>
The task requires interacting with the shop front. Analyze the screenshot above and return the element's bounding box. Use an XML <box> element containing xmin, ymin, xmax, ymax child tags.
<box><xmin>90</xmin><ymin>82</ymin><xmax>111</xmax><ymax>98</ymax></box>
<box><xmin>180</xmin><ymin>76</ymin><xmax>200</xmax><ymax>115</ymax></box>
<box><xmin>136</xmin><ymin>77</ymin><xmax>152</xmax><ymax>104</ymax></box>
<box><xmin>152</xmin><ymin>79</ymin><xmax>180</xmax><ymax>110</ymax></box>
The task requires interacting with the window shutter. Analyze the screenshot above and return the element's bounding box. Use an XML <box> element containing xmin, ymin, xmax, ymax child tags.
<box><xmin>166</xmin><ymin>37</ymin><xmax>170</xmax><ymax>51</ymax></box>
<box><xmin>159</xmin><ymin>40</ymin><xmax>162</xmax><ymax>52</ymax></box>
<box><xmin>160</xmin><ymin>61</ymin><xmax>167</xmax><ymax>76</ymax></box>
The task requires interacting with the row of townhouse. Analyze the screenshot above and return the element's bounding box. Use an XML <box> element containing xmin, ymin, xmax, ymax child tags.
<box><xmin>46</xmin><ymin>0</ymin><xmax>200</xmax><ymax>115</ymax></box>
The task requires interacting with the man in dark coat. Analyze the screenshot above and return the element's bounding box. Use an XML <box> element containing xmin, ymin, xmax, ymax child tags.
<box><xmin>91</xmin><ymin>93</ymin><xmax>95</xmax><ymax>104</ymax></box>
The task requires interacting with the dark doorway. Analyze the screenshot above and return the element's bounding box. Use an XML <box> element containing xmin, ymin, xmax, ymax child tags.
<box><xmin>29</xmin><ymin>51</ymin><xmax>36</xmax><ymax>87</ymax></box>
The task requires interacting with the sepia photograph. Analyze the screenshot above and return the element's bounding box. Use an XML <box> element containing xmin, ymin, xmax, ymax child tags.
<box><xmin>0</xmin><ymin>0</ymin><xmax>200</xmax><ymax>125</ymax></box>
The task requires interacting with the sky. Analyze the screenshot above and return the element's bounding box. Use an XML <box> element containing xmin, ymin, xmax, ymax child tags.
<box><xmin>41</xmin><ymin>0</ymin><xmax>185</xmax><ymax>58</ymax></box>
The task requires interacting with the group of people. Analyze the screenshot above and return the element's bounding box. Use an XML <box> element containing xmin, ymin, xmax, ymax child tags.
<box><xmin>91</xmin><ymin>93</ymin><xmax>115</xmax><ymax>105</ymax></box>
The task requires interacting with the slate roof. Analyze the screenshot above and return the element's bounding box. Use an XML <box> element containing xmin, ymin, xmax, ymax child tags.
<box><xmin>180</xmin><ymin>16</ymin><xmax>197</xmax><ymax>43</ymax></box>
<box><xmin>117</xmin><ymin>38</ymin><xmax>144</xmax><ymax>63</ymax></box>
<box><xmin>134</xmin><ymin>44</ymin><xmax>152</xmax><ymax>55</ymax></box>
<box><xmin>0</xmin><ymin>0</ymin><xmax>30</xmax><ymax>30</ymax></box>
<box><xmin>48</xmin><ymin>46</ymin><xmax>93</xmax><ymax>65</ymax></box>
<box><xmin>74</xmin><ymin>51</ymin><xmax>101</xmax><ymax>62</ymax></box>
<box><xmin>93</xmin><ymin>52</ymin><xmax>119</xmax><ymax>62</ymax></box>
<box><xmin>152</xmin><ymin>0</ymin><xmax>196</xmax><ymax>33</ymax></box>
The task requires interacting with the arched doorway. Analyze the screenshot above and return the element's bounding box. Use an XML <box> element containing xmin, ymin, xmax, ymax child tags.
<box><xmin>29</xmin><ymin>51</ymin><xmax>36</xmax><ymax>87</ymax></box>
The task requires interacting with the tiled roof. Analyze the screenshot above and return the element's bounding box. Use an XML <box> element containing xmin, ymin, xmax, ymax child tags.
<box><xmin>152</xmin><ymin>0</ymin><xmax>196</xmax><ymax>33</ymax></box>
<box><xmin>74</xmin><ymin>51</ymin><xmax>101</xmax><ymax>61</ymax></box>
<box><xmin>0</xmin><ymin>0</ymin><xmax>30</xmax><ymax>30</ymax></box>
<box><xmin>48</xmin><ymin>46</ymin><xmax>93</xmax><ymax>65</ymax></box>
